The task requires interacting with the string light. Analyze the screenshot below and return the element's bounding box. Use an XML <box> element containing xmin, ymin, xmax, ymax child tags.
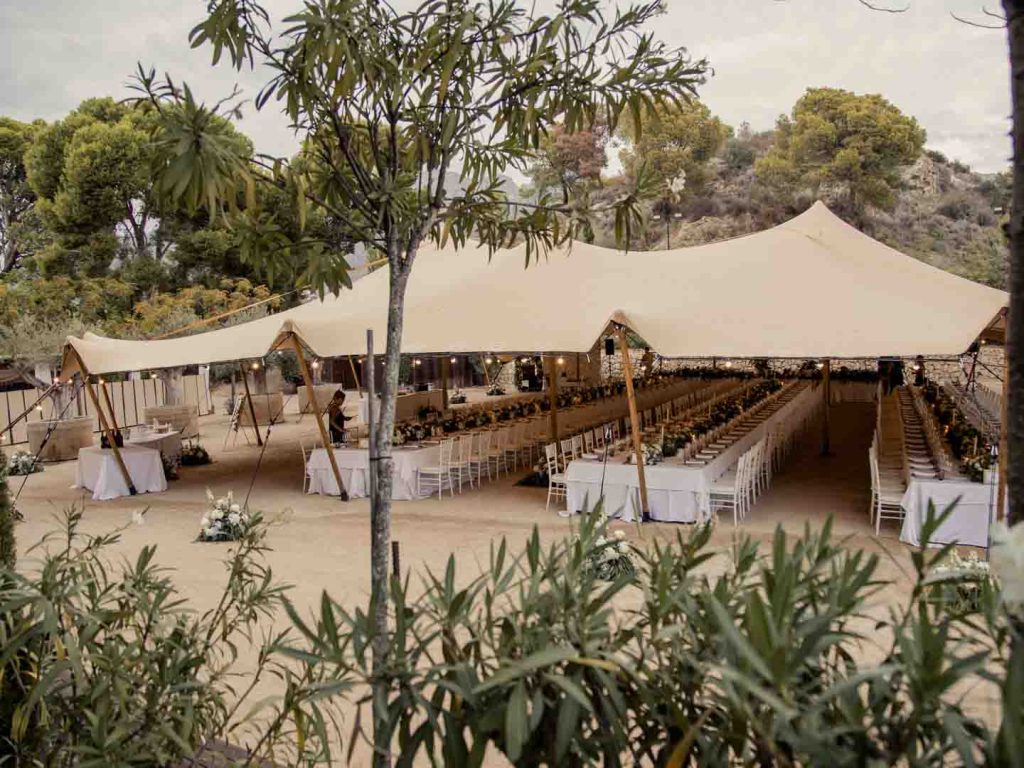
<box><xmin>816</xmin><ymin>362</ymin><xmax>825</xmax><ymax>370</ymax></box>
<box><xmin>311</xmin><ymin>360</ymin><xmax>320</xmax><ymax>369</ymax></box>
<box><xmin>520</xmin><ymin>357</ymin><xmax>529</xmax><ymax>363</ymax></box>
<box><xmin>450</xmin><ymin>357</ymin><xmax>457</xmax><ymax>364</ymax></box>
<box><xmin>97</xmin><ymin>377</ymin><xmax>105</xmax><ymax>384</ymax></box>
<box><xmin>413</xmin><ymin>359</ymin><xmax>422</xmax><ymax>366</ymax></box>
<box><xmin>485</xmin><ymin>357</ymin><xmax>494</xmax><ymax>364</ymax></box>
<box><xmin>35</xmin><ymin>405</ymin><xmax>43</xmax><ymax>412</ymax></box>
<box><xmin>252</xmin><ymin>362</ymin><xmax>260</xmax><ymax>370</ymax></box>
<box><xmin>556</xmin><ymin>357</ymin><xmax>565</xmax><ymax>366</ymax></box>
<box><xmin>724</xmin><ymin>361</ymin><xmax>733</xmax><ymax>369</ymax></box>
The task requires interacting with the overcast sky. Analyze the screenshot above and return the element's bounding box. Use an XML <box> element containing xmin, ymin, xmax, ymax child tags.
<box><xmin>0</xmin><ymin>0</ymin><xmax>1011</xmax><ymax>173</ymax></box>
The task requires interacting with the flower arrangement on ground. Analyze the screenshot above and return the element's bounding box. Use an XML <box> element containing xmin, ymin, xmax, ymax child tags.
<box><xmin>180</xmin><ymin>443</ymin><xmax>212</xmax><ymax>466</ymax></box>
<box><xmin>449</xmin><ymin>390</ymin><xmax>467</xmax><ymax>404</ymax></box>
<box><xmin>7</xmin><ymin>450</ymin><xmax>42</xmax><ymax>476</ymax></box>
<box><xmin>198</xmin><ymin>489</ymin><xmax>249</xmax><ymax>542</ymax></box>
<box><xmin>161</xmin><ymin>454</ymin><xmax>179</xmax><ymax>481</ymax></box>
<box><xmin>925</xmin><ymin>548</ymin><xmax>994</xmax><ymax>613</ymax></box>
<box><xmin>485</xmin><ymin>384</ymin><xmax>505</xmax><ymax>396</ymax></box>
<box><xmin>579</xmin><ymin>528</ymin><xmax>635</xmax><ymax>581</ymax></box>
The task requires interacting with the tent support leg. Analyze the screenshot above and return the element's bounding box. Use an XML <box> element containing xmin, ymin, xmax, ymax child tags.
<box><xmin>348</xmin><ymin>355</ymin><xmax>363</xmax><ymax>398</ymax></box>
<box><xmin>239</xmin><ymin>363</ymin><xmax>264</xmax><ymax>447</ymax></box>
<box><xmin>547</xmin><ymin>355</ymin><xmax>559</xmax><ymax>443</ymax></box>
<box><xmin>72</xmin><ymin>351</ymin><xmax>136</xmax><ymax>496</ymax></box>
<box><xmin>441</xmin><ymin>356</ymin><xmax>450</xmax><ymax>411</ymax></box>
<box><xmin>616</xmin><ymin>326</ymin><xmax>650</xmax><ymax>523</ymax></box>
<box><xmin>999</xmin><ymin>343</ymin><xmax>1009</xmax><ymax>522</ymax></box>
<box><xmin>100</xmin><ymin>379</ymin><xmax>120</xmax><ymax>432</ymax></box>
<box><xmin>292</xmin><ymin>335</ymin><xmax>348</xmax><ymax>502</ymax></box>
<box><xmin>821</xmin><ymin>358</ymin><xmax>832</xmax><ymax>456</ymax></box>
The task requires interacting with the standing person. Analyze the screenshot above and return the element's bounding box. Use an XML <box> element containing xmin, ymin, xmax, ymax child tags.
<box><xmin>327</xmin><ymin>390</ymin><xmax>352</xmax><ymax>444</ymax></box>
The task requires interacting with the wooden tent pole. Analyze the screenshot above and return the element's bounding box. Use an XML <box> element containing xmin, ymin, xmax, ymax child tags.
<box><xmin>441</xmin><ymin>356</ymin><xmax>450</xmax><ymax>410</ymax></box>
<box><xmin>292</xmin><ymin>335</ymin><xmax>348</xmax><ymax>501</ymax></box>
<box><xmin>348</xmin><ymin>355</ymin><xmax>363</xmax><ymax>397</ymax></box>
<box><xmin>547</xmin><ymin>355</ymin><xmax>560</xmax><ymax>442</ymax></box>
<box><xmin>999</xmin><ymin>343</ymin><xmax>1009</xmax><ymax>522</ymax></box>
<box><xmin>100</xmin><ymin>379</ymin><xmax>120</xmax><ymax>432</ymax></box>
<box><xmin>481</xmin><ymin>355</ymin><xmax>492</xmax><ymax>388</ymax></box>
<box><xmin>72</xmin><ymin>351</ymin><xmax>136</xmax><ymax>496</ymax></box>
<box><xmin>239</xmin><ymin>363</ymin><xmax>264</xmax><ymax>447</ymax></box>
<box><xmin>821</xmin><ymin>358</ymin><xmax>832</xmax><ymax>456</ymax></box>
<box><xmin>616</xmin><ymin>327</ymin><xmax>650</xmax><ymax>520</ymax></box>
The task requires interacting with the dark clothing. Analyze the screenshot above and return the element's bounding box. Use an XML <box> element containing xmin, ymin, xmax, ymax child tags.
<box><xmin>328</xmin><ymin>401</ymin><xmax>352</xmax><ymax>443</ymax></box>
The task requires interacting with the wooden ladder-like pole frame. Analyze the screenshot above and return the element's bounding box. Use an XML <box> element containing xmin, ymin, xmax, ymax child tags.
<box><xmin>71</xmin><ymin>350</ymin><xmax>137</xmax><ymax>496</ymax></box>
<box><xmin>291</xmin><ymin>334</ymin><xmax>348</xmax><ymax>501</ymax></box>
<box><xmin>239</xmin><ymin>362</ymin><xmax>264</xmax><ymax>446</ymax></box>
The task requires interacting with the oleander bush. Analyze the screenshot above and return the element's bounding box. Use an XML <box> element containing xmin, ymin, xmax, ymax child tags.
<box><xmin>3</xmin><ymin>505</ymin><xmax>1023</xmax><ymax>765</ymax></box>
<box><xmin>275</xmin><ymin>508</ymin><xmax>1024</xmax><ymax>766</ymax></box>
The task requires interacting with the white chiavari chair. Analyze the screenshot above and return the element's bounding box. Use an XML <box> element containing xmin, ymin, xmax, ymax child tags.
<box><xmin>417</xmin><ymin>438</ymin><xmax>455</xmax><ymax>499</ymax></box>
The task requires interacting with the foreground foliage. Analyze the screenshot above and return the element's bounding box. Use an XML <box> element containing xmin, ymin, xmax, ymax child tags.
<box><xmin>3</xmin><ymin>508</ymin><xmax>1023</xmax><ymax>765</ymax></box>
<box><xmin>0</xmin><ymin>507</ymin><xmax>284</xmax><ymax>764</ymax></box>
<box><xmin>273</xmin><ymin>509</ymin><xmax>1024</xmax><ymax>766</ymax></box>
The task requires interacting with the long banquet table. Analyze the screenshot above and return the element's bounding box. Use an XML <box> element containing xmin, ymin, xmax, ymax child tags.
<box><xmin>899</xmin><ymin>477</ymin><xmax>997</xmax><ymax>548</ymax></box>
<box><xmin>565</xmin><ymin>382</ymin><xmax>819</xmax><ymax>523</ymax></box>
<box><xmin>307</xmin><ymin>443</ymin><xmax>441</xmax><ymax>499</ymax></box>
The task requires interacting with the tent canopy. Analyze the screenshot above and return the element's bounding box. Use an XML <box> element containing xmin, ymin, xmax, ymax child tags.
<box><xmin>62</xmin><ymin>202</ymin><xmax>1008</xmax><ymax>377</ymax></box>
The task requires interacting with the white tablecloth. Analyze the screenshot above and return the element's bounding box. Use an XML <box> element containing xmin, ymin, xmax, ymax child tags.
<box><xmin>899</xmin><ymin>478</ymin><xmax>996</xmax><ymax>548</ymax></box>
<box><xmin>566</xmin><ymin>384</ymin><xmax>818</xmax><ymax>523</ymax></box>
<box><xmin>73</xmin><ymin>446</ymin><xmax>167</xmax><ymax>501</ymax></box>
<box><xmin>307</xmin><ymin>444</ymin><xmax>441</xmax><ymax>499</ymax></box>
<box><xmin>128</xmin><ymin>430</ymin><xmax>182</xmax><ymax>463</ymax></box>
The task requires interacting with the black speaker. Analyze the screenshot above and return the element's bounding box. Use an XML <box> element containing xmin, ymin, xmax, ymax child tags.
<box><xmin>604</xmin><ymin>337</ymin><xmax>615</xmax><ymax>356</ymax></box>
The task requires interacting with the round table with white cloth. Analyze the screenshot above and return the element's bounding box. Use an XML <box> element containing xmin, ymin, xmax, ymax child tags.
<box><xmin>307</xmin><ymin>443</ymin><xmax>441</xmax><ymax>499</ymax></box>
<box><xmin>73</xmin><ymin>445</ymin><xmax>167</xmax><ymax>501</ymax></box>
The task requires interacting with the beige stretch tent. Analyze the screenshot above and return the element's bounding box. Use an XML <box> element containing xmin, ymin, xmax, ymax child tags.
<box><xmin>62</xmin><ymin>202</ymin><xmax>1008</xmax><ymax>378</ymax></box>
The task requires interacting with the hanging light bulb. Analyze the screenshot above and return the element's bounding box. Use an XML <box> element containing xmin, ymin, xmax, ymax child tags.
<box><xmin>557</xmin><ymin>357</ymin><xmax>565</xmax><ymax>366</ymax></box>
<box><xmin>485</xmin><ymin>357</ymin><xmax>494</xmax><ymax>364</ymax></box>
<box><xmin>97</xmin><ymin>377</ymin><xmax>104</xmax><ymax>385</ymax></box>
<box><xmin>252</xmin><ymin>361</ymin><xmax>260</xmax><ymax>370</ymax></box>
<box><xmin>724</xmin><ymin>361</ymin><xmax>733</xmax><ymax>369</ymax></box>
<box><xmin>450</xmin><ymin>357</ymin><xmax>457</xmax><ymax>364</ymax></box>
<box><xmin>311</xmin><ymin>360</ymin><xmax>320</xmax><ymax>369</ymax></box>
<box><xmin>816</xmin><ymin>362</ymin><xmax>825</xmax><ymax>370</ymax></box>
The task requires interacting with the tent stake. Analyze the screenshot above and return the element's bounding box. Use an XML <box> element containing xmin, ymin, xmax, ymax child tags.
<box><xmin>72</xmin><ymin>351</ymin><xmax>136</xmax><ymax>496</ymax></box>
<box><xmin>239</xmin><ymin>362</ymin><xmax>264</xmax><ymax>446</ymax></box>
<box><xmin>821</xmin><ymin>358</ymin><xmax>832</xmax><ymax>456</ymax></box>
<box><xmin>616</xmin><ymin>327</ymin><xmax>650</xmax><ymax>522</ymax></box>
<box><xmin>292</xmin><ymin>335</ymin><xmax>348</xmax><ymax>502</ymax></box>
<box><xmin>547</xmin><ymin>355</ymin><xmax>559</xmax><ymax>442</ymax></box>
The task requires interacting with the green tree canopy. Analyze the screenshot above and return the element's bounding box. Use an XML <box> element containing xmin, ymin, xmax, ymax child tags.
<box><xmin>0</xmin><ymin>117</ymin><xmax>40</xmax><ymax>273</ymax></box>
<box><xmin>755</xmin><ymin>86</ymin><xmax>926</xmax><ymax>215</ymax></box>
<box><xmin>619</xmin><ymin>100</ymin><xmax>732</xmax><ymax>193</ymax></box>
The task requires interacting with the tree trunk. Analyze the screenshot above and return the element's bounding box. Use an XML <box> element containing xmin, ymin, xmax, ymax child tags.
<box><xmin>1005</xmin><ymin>0</ymin><xmax>1024</xmax><ymax>525</ymax></box>
<box><xmin>370</xmin><ymin>257</ymin><xmax>412</xmax><ymax>768</ymax></box>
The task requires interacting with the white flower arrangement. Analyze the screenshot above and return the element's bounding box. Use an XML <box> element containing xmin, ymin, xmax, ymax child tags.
<box><xmin>198</xmin><ymin>489</ymin><xmax>249</xmax><ymax>542</ymax></box>
<box><xmin>8</xmin><ymin>450</ymin><xmax>42</xmax><ymax>476</ymax></box>
<box><xmin>581</xmin><ymin>529</ymin><xmax>636</xmax><ymax>581</ymax></box>
<box><xmin>926</xmin><ymin>548</ymin><xmax>994</xmax><ymax>614</ymax></box>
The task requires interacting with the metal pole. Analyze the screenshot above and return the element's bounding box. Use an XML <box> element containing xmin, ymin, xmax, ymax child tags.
<box><xmin>821</xmin><ymin>358</ymin><xmax>832</xmax><ymax>456</ymax></box>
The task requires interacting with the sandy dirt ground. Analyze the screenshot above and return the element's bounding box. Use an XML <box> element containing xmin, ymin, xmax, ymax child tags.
<box><xmin>4</xmin><ymin>397</ymin><xmax>1001</xmax><ymax>763</ymax></box>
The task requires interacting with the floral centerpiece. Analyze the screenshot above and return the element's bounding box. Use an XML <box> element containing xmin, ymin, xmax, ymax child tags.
<box><xmin>925</xmin><ymin>549</ymin><xmax>994</xmax><ymax>613</ymax></box>
<box><xmin>580</xmin><ymin>529</ymin><xmax>635</xmax><ymax>581</ymax></box>
<box><xmin>921</xmin><ymin>381</ymin><xmax>993</xmax><ymax>482</ymax></box>
<box><xmin>7</xmin><ymin>450</ymin><xmax>42</xmax><ymax>476</ymax></box>
<box><xmin>486</xmin><ymin>384</ymin><xmax>506</xmax><ymax>396</ymax></box>
<box><xmin>198</xmin><ymin>490</ymin><xmax>249</xmax><ymax>542</ymax></box>
<box><xmin>180</xmin><ymin>443</ymin><xmax>212</xmax><ymax>466</ymax></box>
<box><xmin>626</xmin><ymin>441</ymin><xmax>663</xmax><ymax>466</ymax></box>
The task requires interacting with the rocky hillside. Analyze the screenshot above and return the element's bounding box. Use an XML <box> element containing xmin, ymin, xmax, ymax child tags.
<box><xmin>595</xmin><ymin>144</ymin><xmax>1010</xmax><ymax>291</ymax></box>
